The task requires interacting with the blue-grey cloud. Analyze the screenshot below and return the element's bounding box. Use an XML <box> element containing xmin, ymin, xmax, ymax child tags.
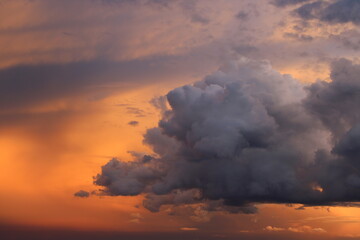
<box><xmin>94</xmin><ymin>58</ymin><xmax>360</xmax><ymax>213</ymax></box>
<box><xmin>295</xmin><ymin>0</ymin><xmax>360</xmax><ymax>24</ymax></box>
<box><xmin>271</xmin><ymin>0</ymin><xmax>310</xmax><ymax>7</ymax></box>
<box><xmin>0</xmin><ymin>52</ymin><xmax>218</xmax><ymax>114</ymax></box>
<box><xmin>74</xmin><ymin>190</ymin><xmax>90</xmax><ymax>198</ymax></box>
<box><xmin>128</xmin><ymin>120</ymin><xmax>140</xmax><ymax>126</ymax></box>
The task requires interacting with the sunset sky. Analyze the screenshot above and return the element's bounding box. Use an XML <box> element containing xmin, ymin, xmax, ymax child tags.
<box><xmin>1</xmin><ymin>0</ymin><xmax>360</xmax><ymax>239</ymax></box>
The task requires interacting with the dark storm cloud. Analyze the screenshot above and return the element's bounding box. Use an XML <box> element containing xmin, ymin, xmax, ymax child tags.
<box><xmin>94</xmin><ymin>57</ymin><xmax>360</xmax><ymax>213</ymax></box>
<box><xmin>295</xmin><ymin>0</ymin><xmax>360</xmax><ymax>24</ymax></box>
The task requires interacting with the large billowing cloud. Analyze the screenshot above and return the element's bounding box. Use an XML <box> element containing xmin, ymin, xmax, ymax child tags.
<box><xmin>94</xmin><ymin>57</ymin><xmax>360</xmax><ymax>213</ymax></box>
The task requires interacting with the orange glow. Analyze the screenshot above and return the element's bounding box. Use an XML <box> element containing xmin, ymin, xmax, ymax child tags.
<box><xmin>1</xmin><ymin>1</ymin><xmax>360</xmax><ymax>239</ymax></box>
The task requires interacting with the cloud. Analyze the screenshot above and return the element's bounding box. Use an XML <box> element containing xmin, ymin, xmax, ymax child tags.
<box><xmin>94</xmin><ymin>57</ymin><xmax>360</xmax><ymax>214</ymax></box>
<box><xmin>264</xmin><ymin>226</ymin><xmax>285</xmax><ymax>231</ymax></box>
<box><xmin>0</xmin><ymin>51</ymin><xmax>220</xmax><ymax>115</ymax></box>
<box><xmin>304</xmin><ymin>58</ymin><xmax>360</xmax><ymax>139</ymax></box>
<box><xmin>283</xmin><ymin>32</ymin><xmax>313</xmax><ymax>42</ymax></box>
<box><xmin>294</xmin><ymin>0</ymin><xmax>360</xmax><ymax>25</ymax></box>
<box><xmin>180</xmin><ymin>227</ymin><xmax>199</xmax><ymax>231</ymax></box>
<box><xmin>0</xmin><ymin>59</ymin><xmax>156</xmax><ymax>113</ymax></box>
<box><xmin>288</xmin><ymin>226</ymin><xmax>326</xmax><ymax>233</ymax></box>
<box><xmin>129</xmin><ymin>212</ymin><xmax>143</xmax><ymax>223</ymax></box>
<box><xmin>74</xmin><ymin>190</ymin><xmax>90</xmax><ymax>198</ymax></box>
<box><xmin>126</xmin><ymin>107</ymin><xmax>147</xmax><ymax>117</ymax></box>
<box><xmin>128</xmin><ymin>121</ymin><xmax>140</xmax><ymax>126</ymax></box>
<box><xmin>264</xmin><ymin>225</ymin><xmax>326</xmax><ymax>233</ymax></box>
<box><xmin>271</xmin><ymin>0</ymin><xmax>310</xmax><ymax>7</ymax></box>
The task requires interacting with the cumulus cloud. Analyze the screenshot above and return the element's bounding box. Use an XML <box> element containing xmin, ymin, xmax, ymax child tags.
<box><xmin>94</xmin><ymin>57</ymin><xmax>360</xmax><ymax>214</ymax></box>
<box><xmin>294</xmin><ymin>0</ymin><xmax>360</xmax><ymax>25</ymax></box>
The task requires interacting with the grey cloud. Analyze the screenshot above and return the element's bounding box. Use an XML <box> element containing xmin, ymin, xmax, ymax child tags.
<box><xmin>320</xmin><ymin>0</ymin><xmax>360</xmax><ymax>24</ymax></box>
<box><xmin>333</xmin><ymin>124</ymin><xmax>360</xmax><ymax>162</ymax></box>
<box><xmin>94</xmin><ymin>158</ymin><xmax>161</xmax><ymax>196</ymax></box>
<box><xmin>0</xmin><ymin>51</ymin><xmax>217</xmax><ymax>114</ymax></box>
<box><xmin>94</xmin><ymin>58</ymin><xmax>360</xmax><ymax>214</ymax></box>
<box><xmin>236</xmin><ymin>11</ymin><xmax>250</xmax><ymax>21</ymax></box>
<box><xmin>295</xmin><ymin>0</ymin><xmax>360</xmax><ymax>24</ymax></box>
<box><xmin>271</xmin><ymin>0</ymin><xmax>310</xmax><ymax>7</ymax></box>
<box><xmin>0</xmin><ymin>60</ymin><xmax>152</xmax><ymax>113</ymax></box>
<box><xmin>150</xmin><ymin>95</ymin><xmax>169</xmax><ymax>114</ymax></box>
<box><xmin>126</xmin><ymin>107</ymin><xmax>147</xmax><ymax>117</ymax></box>
<box><xmin>283</xmin><ymin>32</ymin><xmax>314</xmax><ymax>42</ymax></box>
<box><xmin>128</xmin><ymin>121</ymin><xmax>140</xmax><ymax>126</ymax></box>
<box><xmin>74</xmin><ymin>190</ymin><xmax>90</xmax><ymax>198</ymax></box>
<box><xmin>233</xmin><ymin>44</ymin><xmax>259</xmax><ymax>55</ymax></box>
<box><xmin>304</xmin><ymin>58</ymin><xmax>360</xmax><ymax>138</ymax></box>
<box><xmin>329</xmin><ymin>30</ymin><xmax>360</xmax><ymax>51</ymax></box>
<box><xmin>101</xmin><ymin>0</ymin><xmax>209</xmax><ymax>24</ymax></box>
<box><xmin>100</xmin><ymin>0</ymin><xmax>171</xmax><ymax>6</ymax></box>
<box><xmin>294</xmin><ymin>1</ymin><xmax>324</xmax><ymax>20</ymax></box>
<box><xmin>127</xmin><ymin>151</ymin><xmax>154</xmax><ymax>163</ymax></box>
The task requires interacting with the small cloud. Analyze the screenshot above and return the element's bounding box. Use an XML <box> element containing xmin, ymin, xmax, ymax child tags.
<box><xmin>180</xmin><ymin>227</ymin><xmax>199</xmax><ymax>231</ymax></box>
<box><xmin>130</xmin><ymin>212</ymin><xmax>143</xmax><ymax>219</ymax></box>
<box><xmin>288</xmin><ymin>225</ymin><xmax>326</xmax><ymax>233</ymax></box>
<box><xmin>284</xmin><ymin>32</ymin><xmax>313</xmax><ymax>42</ymax></box>
<box><xmin>115</xmin><ymin>103</ymin><xmax>130</xmax><ymax>107</ymax></box>
<box><xmin>128</xmin><ymin>120</ymin><xmax>139</xmax><ymax>126</ymax></box>
<box><xmin>264</xmin><ymin>226</ymin><xmax>286</xmax><ymax>232</ymax></box>
<box><xmin>236</xmin><ymin>11</ymin><xmax>249</xmax><ymax>20</ymax></box>
<box><xmin>129</xmin><ymin>218</ymin><xmax>140</xmax><ymax>223</ymax></box>
<box><xmin>74</xmin><ymin>190</ymin><xmax>90</xmax><ymax>198</ymax></box>
<box><xmin>126</xmin><ymin>107</ymin><xmax>146</xmax><ymax>117</ymax></box>
<box><xmin>264</xmin><ymin>225</ymin><xmax>326</xmax><ymax>233</ymax></box>
<box><xmin>130</xmin><ymin>212</ymin><xmax>143</xmax><ymax>223</ymax></box>
<box><xmin>191</xmin><ymin>13</ymin><xmax>209</xmax><ymax>24</ymax></box>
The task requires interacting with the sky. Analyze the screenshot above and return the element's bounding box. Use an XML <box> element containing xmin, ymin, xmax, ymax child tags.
<box><xmin>0</xmin><ymin>0</ymin><xmax>360</xmax><ymax>239</ymax></box>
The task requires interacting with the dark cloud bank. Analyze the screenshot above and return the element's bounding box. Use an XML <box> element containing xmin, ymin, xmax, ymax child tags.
<box><xmin>94</xmin><ymin>58</ymin><xmax>360</xmax><ymax>214</ymax></box>
<box><xmin>294</xmin><ymin>0</ymin><xmax>360</xmax><ymax>24</ymax></box>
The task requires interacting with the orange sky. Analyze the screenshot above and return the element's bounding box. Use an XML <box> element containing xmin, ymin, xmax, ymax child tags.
<box><xmin>1</xmin><ymin>83</ymin><xmax>360</xmax><ymax>238</ymax></box>
<box><xmin>0</xmin><ymin>1</ymin><xmax>360</xmax><ymax>240</ymax></box>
